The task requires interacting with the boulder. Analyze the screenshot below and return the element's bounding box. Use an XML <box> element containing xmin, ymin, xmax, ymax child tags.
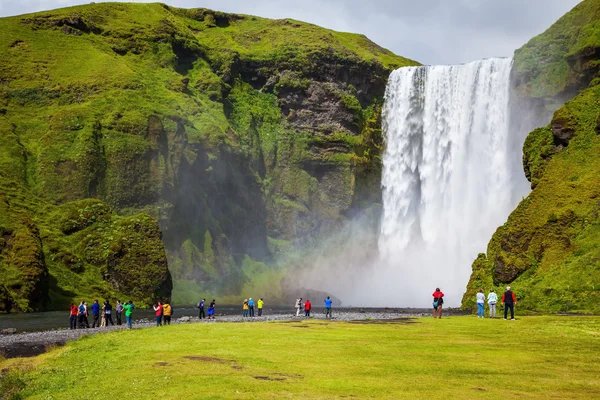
<box><xmin>0</xmin><ymin>328</ymin><xmax>17</xmax><ymax>335</ymax></box>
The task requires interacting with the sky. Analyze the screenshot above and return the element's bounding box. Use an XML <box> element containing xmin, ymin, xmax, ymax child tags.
<box><xmin>0</xmin><ymin>0</ymin><xmax>582</xmax><ymax>65</ymax></box>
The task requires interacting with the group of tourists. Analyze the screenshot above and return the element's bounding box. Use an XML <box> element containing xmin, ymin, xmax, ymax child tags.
<box><xmin>432</xmin><ymin>286</ymin><xmax>518</xmax><ymax>320</ymax></box>
<box><xmin>196</xmin><ymin>299</ymin><xmax>217</xmax><ymax>319</ymax></box>
<box><xmin>69</xmin><ymin>300</ymin><xmax>135</xmax><ymax>330</ymax></box>
<box><xmin>242</xmin><ymin>298</ymin><xmax>264</xmax><ymax>317</ymax></box>
<box><xmin>476</xmin><ymin>286</ymin><xmax>517</xmax><ymax>320</ymax></box>
<box><xmin>152</xmin><ymin>301</ymin><xmax>173</xmax><ymax>326</ymax></box>
<box><xmin>294</xmin><ymin>296</ymin><xmax>333</xmax><ymax>318</ymax></box>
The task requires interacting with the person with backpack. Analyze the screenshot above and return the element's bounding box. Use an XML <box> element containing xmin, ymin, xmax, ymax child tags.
<box><xmin>324</xmin><ymin>296</ymin><xmax>333</xmax><ymax>319</ymax></box>
<box><xmin>197</xmin><ymin>298</ymin><xmax>206</xmax><ymax>319</ymax></box>
<box><xmin>487</xmin><ymin>289</ymin><xmax>498</xmax><ymax>318</ymax></box>
<box><xmin>78</xmin><ymin>301</ymin><xmax>89</xmax><ymax>328</ymax></box>
<box><xmin>123</xmin><ymin>301</ymin><xmax>135</xmax><ymax>329</ymax></box>
<box><xmin>432</xmin><ymin>288</ymin><xmax>444</xmax><ymax>319</ymax></box>
<box><xmin>69</xmin><ymin>303</ymin><xmax>78</xmax><ymax>330</ymax></box>
<box><xmin>476</xmin><ymin>289</ymin><xmax>485</xmax><ymax>318</ymax></box>
<box><xmin>304</xmin><ymin>299</ymin><xmax>311</xmax><ymax>317</ymax></box>
<box><xmin>91</xmin><ymin>300</ymin><xmax>101</xmax><ymax>328</ymax></box>
<box><xmin>115</xmin><ymin>300</ymin><xmax>123</xmax><ymax>326</ymax></box>
<box><xmin>153</xmin><ymin>302</ymin><xmax>163</xmax><ymax>326</ymax></box>
<box><xmin>502</xmin><ymin>286</ymin><xmax>517</xmax><ymax>320</ymax></box>
<box><xmin>248</xmin><ymin>298</ymin><xmax>255</xmax><ymax>317</ymax></box>
<box><xmin>103</xmin><ymin>300</ymin><xmax>114</xmax><ymax>326</ymax></box>
<box><xmin>257</xmin><ymin>298</ymin><xmax>264</xmax><ymax>316</ymax></box>
<box><xmin>207</xmin><ymin>300</ymin><xmax>216</xmax><ymax>319</ymax></box>
<box><xmin>162</xmin><ymin>301</ymin><xmax>172</xmax><ymax>325</ymax></box>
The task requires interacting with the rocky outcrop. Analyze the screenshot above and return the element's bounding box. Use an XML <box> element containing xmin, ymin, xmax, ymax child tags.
<box><xmin>463</xmin><ymin>0</ymin><xmax>600</xmax><ymax>313</ymax></box>
<box><xmin>0</xmin><ymin>3</ymin><xmax>417</xmax><ymax>309</ymax></box>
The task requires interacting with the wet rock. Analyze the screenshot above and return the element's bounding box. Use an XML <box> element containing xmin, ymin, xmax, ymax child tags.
<box><xmin>0</xmin><ymin>328</ymin><xmax>17</xmax><ymax>335</ymax></box>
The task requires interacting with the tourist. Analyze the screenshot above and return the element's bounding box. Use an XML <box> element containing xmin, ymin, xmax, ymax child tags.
<box><xmin>78</xmin><ymin>301</ymin><xmax>89</xmax><ymax>329</ymax></box>
<box><xmin>257</xmin><ymin>298</ymin><xmax>264</xmax><ymax>316</ymax></box>
<box><xmin>487</xmin><ymin>290</ymin><xmax>498</xmax><ymax>318</ymax></box>
<box><xmin>91</xmin><ymin>300</ymin><xmax>101</xmax><ymax>328</ymax></box>
<box><xmin>153</xmin><ymin>301</ymin><xmax>163</xmax><ymax>326</ymax></box>
<box><xmin>243</xmin><ymin>299</ymin><xmax>249</xmax><ymax>318</ymax></box>
<box><xmin>248</xmin><ymin>298</ymin><xmax>255</xmax><ymax>317</ymax></box>
<box><xmin>69</xmin><ymin>303</ymin><xmax>78</xmax><ymax>330</ymax></box>
<box><xmin>123</xmin><ymin>301</ymin><xmax>134</xmax><ymax>329</ymax></box>
<box><xmin>324</xmin><ymin>296</ymin><xmax>333</xmax><ymax>319</ymax></box>
<box><xmin>304</xmin><ymin>299</ymin><xmax>311</xmax><ymax>317</ymax></box>
<box><xmin>295</xmin><ymin>298</ymin><xmax>302</xmax><ymax>317</ymax></box>
<box><xmin>115</xmin><ymin>300</ymin><xmax>123</xmax><ymax>326</ymax></box>
<box><xmin>207</xmin><ymin>300</ymin><xmax>215</xmax><ymax>319</ymax></box>
<box><xmin>162</xmin><ymin>301</ymin><xmax>172</xmax><ymax>325</ymax></box>
<box><xmin>197</xmin><ymin>298</ymin><xmax>206</xmax><ymax>319</ymax></box>
<box><xmin>104</xmin><ymin>300</ymin><xmax>114</xmax><ymax>326</ymax></box>
<box><xmin>476</xmin><ymin>289</ymin><xmax>485</xmax><ymax>318</ymax></box>
<box><xmin>502</xmin><ymin>286</ymin><xmax>517</xmax><ymax>320</ymax></box>
<box><xmin>432</xmin><ymin>288</ymin><xmax>444</xmax><ymax>319</ymax></box>
<box><xmin>100</xmin><ymin>307</ymin><xmax>106</xmax><ymax>328</ymax></box>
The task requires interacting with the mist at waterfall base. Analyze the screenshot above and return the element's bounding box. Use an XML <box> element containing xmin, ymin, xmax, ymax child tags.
<box><xmin>294</xmin><ymin>58</ymin><xmax>532</xmax><ymax>308</ymax></box>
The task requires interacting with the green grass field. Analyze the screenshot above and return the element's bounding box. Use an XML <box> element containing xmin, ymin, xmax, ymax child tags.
<box><xmin>2</xmin><ymin>316</ymin><xmax>599</xmax><ymax>399</ymax></box>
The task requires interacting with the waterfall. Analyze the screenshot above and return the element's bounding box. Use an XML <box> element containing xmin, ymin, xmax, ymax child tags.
<box><xmin>377</xmin><ymin>58</ymin><xmax>527</xmax><ymax>306</ymax></box>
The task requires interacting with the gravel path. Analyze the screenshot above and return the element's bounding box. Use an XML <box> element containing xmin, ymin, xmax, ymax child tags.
<box><xmin>0</xmin><ymin>311</ymin><xmax>428</xmax><ymax>359</ymax></box>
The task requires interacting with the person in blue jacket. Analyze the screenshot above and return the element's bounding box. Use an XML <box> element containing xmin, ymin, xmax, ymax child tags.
<box><xmin>324</xmin><ymin>296</ymin><xmax>333</xmax><ymax>319</ymax></box>
<box><xmin>248</xmin><ymin>298</ymin><xmax>255</xmax><ymax>317</ymax></box>
<box><xmin>91</xmin><ymin>300</ymin><xmax>101</xmax><ymax>328</ymax></box>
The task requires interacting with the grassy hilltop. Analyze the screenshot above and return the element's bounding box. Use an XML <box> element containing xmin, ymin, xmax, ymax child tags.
<box><xmin>0</xmin><ymin>2</ymin><xmax>417</xmax><ymax>311</ymax></box>
<box><xmin>463</xmin><ymin>0</ymin><xmax>600</xmax><ymax>313</ymax></box>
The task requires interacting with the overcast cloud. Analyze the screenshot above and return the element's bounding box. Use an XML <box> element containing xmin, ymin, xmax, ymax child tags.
<box><xmin>0</xmin><ymin>0</ymin><xmax>582</xmax><ymax>65</ymax></box>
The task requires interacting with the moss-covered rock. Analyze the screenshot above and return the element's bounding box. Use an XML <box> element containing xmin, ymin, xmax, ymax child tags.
<box><xmin>0</xmin><ymin>3</ymin><xmax>418</xmax><ymax>309</ymax></box>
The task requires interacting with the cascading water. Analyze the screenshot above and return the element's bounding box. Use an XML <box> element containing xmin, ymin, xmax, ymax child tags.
<box><xmin>377</xmin><ymin>57</ymin><xmax>528</xmax><ymax>306</ymax></box>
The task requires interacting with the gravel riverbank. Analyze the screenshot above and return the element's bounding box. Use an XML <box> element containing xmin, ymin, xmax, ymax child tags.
<box><xmin>0</xmin><ymin>310</ymin><xmax>439</xmax><ymax>359</ymax></box>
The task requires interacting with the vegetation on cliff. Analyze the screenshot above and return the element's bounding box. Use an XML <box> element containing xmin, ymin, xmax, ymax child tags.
<box><xmin>463</xmin><ymin>0</ymin><xmax>600</xmax><ymax>313</ymax></box>
<box><xmin>0</xmin><ymin>2</ymin><xmax>417</xmax><ymax>310</ymax></box>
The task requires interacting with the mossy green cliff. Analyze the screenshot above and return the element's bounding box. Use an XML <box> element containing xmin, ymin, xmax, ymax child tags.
<box><xmin>463</xmin><ymin>0</ymin><xmax>600</xmax><ymax>313</ymax></box>
<box><xmin>0</xmin><ymin>2</ymin><xmax>417</xmax><ymax>311</ymax></box>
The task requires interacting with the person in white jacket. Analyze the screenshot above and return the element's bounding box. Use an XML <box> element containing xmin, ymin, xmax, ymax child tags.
<box><xmin>487</xmin><ymin>290</ymin><xmax>498</xmax><ymax>318</ymax></box>
<box><xmin>295</xmin><ymin>298</ymin><xmax>302</xmax><ymax>317</ymax></box>
<box><xmin>476</xmin><ymin>289</ymin><xmax>485</xmax><ymax>318</ymax></box>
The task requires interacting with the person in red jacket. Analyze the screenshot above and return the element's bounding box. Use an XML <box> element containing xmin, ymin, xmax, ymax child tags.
<box><xmin>153</xmin><ymin>302</ymin><xmax>163</xmax><ymax>326</ymax></box>
<box><xmin>502</xmin><ymin>286</ymin><xmax>517</xmax><ymax>320</ymax></box>
<box><xmin>432</xmin><ymin>288</ymin><xmax>444</xmax><ymax>319</ymax></box>
<box><xmin>304</xmin><ymin>299</ymin><xmax>312</xmax><ymax>318</ymax></box>
<box><xmin>69</xmin><ymin>303</ymin><xmax>78</xmax><ymax>330</ymax></box>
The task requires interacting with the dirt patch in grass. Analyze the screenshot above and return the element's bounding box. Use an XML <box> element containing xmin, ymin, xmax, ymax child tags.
<box><xmin>154</xmin><ymin>362</ymin><xmax>169</xmax><ymax>367</ymax></box>
<box><xmin>292</xmin><ymin>325</ymin><xmax>309</xmax><ymax>328</ymax></box>
<box><xmin>183</xmin><ymin>355</ymin><xmax>243</xmax><ymax>370</ymax></box>
<box><xmin>183</xmin><ymin>355</ymin><xmax>231</xmax><ymax>363</ymax></box>
<box><xmin>471</xmin><ymin>387</ymin><xmax>486</xmax><ymax>391</ymax></box>
<box><xmin>348</xmin><ymin>318</ymin><xmax>418</xmax><ymax>325</ymax></box>
<box><xmin>253</xmin><ymin>376</ymin><xmax>285</xmax><ymax>381</ymax></box>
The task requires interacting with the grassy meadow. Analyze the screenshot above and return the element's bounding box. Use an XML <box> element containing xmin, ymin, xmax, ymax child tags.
<box><xmin>1</xmin><ymin>316</ymin><xmax>599</xmax><ymax>399</ymax></box>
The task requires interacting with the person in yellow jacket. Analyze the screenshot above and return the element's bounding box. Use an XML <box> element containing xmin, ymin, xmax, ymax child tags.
<box><xmin>242</xmin><ymin>299</ymin><xmax>249</xmax><ymax>318</ymax></box>
<box><xmin>257</xmin><ymin>298</ymin><xmax>264</xmax><ymax>316</ymax></box>
<box><xmin>162</xmin><ymin>301</ymin><xmax>173</xmax><ymax>325</ymax></box>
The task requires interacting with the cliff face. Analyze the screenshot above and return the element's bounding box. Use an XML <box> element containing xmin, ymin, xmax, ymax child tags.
<box><xmin>463</xmin><ymin>0</ymin><xmax>600</xmax><ymax>313</ymax></box>
<box><xmin>0</xmin><ymin>3</ymin><xmax>417</xmax><ymax>310</ymax></box>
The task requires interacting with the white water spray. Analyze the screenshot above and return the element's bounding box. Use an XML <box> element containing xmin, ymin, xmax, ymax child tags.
<box><xmin>376</xmin><ymin>58</ymin><xmax>526</xmax><ymax>306</ymax></box>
